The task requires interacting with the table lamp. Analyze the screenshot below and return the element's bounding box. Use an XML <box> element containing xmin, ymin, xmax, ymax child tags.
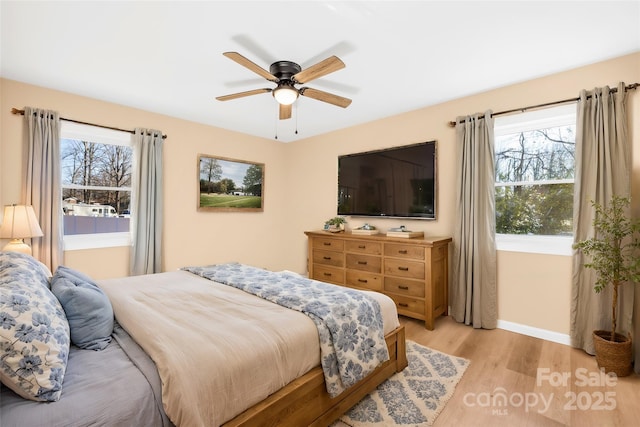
<box><xmin>0</xmin><ymin>204</ymin><xmax>44</xmax><ymax>255</ymax></box>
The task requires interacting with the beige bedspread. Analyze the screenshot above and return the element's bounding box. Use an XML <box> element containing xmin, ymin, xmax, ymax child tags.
<box><xmin>98</xmin><ymin>270</ymin><xmax>399</xmax><ymax>427</ymax></box>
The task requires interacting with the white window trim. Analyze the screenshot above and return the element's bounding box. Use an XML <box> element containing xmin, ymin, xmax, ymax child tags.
<box><xmin>64</xmin><ymin>183</ymin><xmax>132</xmax><ymax>192</ymax></box>
<box><xmin>60</xmin><ymin>121</ymin><xmax>133</xmax><ymax>250</ymax></box>
<box><xmin>494</xmin><ymin>103</ymin><xmax>576</xmax><ymax>136</ymax></box>
<box><xmin>63</xmin><ymin>232</ymin><xmax>132</xmax><ymax>251</ymax></box>
<box><xmin>496</xmin><ymin>233</ymin><xmax>573</xmax><ymax>256</ymax></box>
<box><xmin>61</xmin><ymin>121</ymin><xmax>132</xmax><ymax>147</ymax></box>
<box><xmin>494</xmin><ymin>104</ymin><xmax>576</xmax><ymax>256</ymax></box>
<box><xmin>495</xmin><ymin>178</ymin><xmax>573</xmax><ymax>187</ymax></box>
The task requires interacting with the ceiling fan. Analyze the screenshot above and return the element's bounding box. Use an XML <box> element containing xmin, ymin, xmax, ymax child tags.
<box><xmin>216</xmin><ymin>52</ymin><xmax>352</xmax><ymax>120</ymax></box>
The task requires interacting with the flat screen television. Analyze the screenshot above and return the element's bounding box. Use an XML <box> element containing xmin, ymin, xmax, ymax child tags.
<box><xmin>337</xmin><ymin>141</ymin><xmax>437</xmax><ymax>219</ymax></box>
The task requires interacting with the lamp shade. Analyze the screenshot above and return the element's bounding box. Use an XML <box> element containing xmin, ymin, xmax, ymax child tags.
<box><xmin>0</xmin><ymin>204</ymin><xmax>44</xmax><ymax>239</ymax></box>
<box><xmin>273</xmin><ymin>85</ymin><xmax>299</xmax><ymax>105</ymax></box>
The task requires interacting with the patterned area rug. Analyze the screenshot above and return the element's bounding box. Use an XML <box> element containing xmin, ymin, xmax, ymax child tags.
<box><xmin>334</xmin><ymin>340</ymin><xmax>470</xmax><ymax>427</ymax></box>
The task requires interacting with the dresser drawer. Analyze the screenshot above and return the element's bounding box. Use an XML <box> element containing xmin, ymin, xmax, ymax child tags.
<box><xmin>384</xmin><ymin>276</ymin><xmax>425</xmax><ymax>297</ymax></box>
<box><xmin>345</xmin><ymin>240</ymin><xmax>382</xmax><ymax>255</ymax></box>
<box><xmin>312</xmin><ymin>249</ymin><xmax>344</xmax><ymax>267</ymax></box>
<box><xmin>346</xmin><ymin>253</ymin><xmax>381</xmax><ymax>273</ymax></box>
<box><xmin>384</xmin><ymin>258</ymin><xmax>425</xmax><ymax>279</ymax></box>
<box><xmin>388</xmin><ymin>294</ymin><xmax>425</xmax><ymax>316</ymax></box>
<box><xmin>313</xmin><ymin>238</ymin><xmax>344</xmax><ymax>252</ymax></box>
<box><xmin>346</xmin><ymin>270</ymin><xmax>382</xmax><ymax>291</ymax></box>
<box><xmin>312</xmin><ymin>265</ymin><xmax>345</xmax><ymax>285</ymax></box>
<box><xmin>384</xmin><ymin>243</ymin><xmax>424</xmax><ymax>260</ymax></box>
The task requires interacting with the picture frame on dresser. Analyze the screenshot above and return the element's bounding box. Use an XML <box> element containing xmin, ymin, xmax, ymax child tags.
<box><xmin>198</xmin><ymin>154</ymin><xmax>264</xmax><ymax>212</ymax></box>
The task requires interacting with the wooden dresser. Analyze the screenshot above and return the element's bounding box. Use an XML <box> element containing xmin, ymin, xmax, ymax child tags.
<box><xmin>305</xmin><ymin>230</ymin><xmax>452</xmax><ymax>330</ymax></box>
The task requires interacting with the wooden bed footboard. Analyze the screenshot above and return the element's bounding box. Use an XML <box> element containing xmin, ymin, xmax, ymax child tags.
<box><xmin>224</xmin><ymin>325</ymin><xmax>408</xmax><ymax>427</ymax></box>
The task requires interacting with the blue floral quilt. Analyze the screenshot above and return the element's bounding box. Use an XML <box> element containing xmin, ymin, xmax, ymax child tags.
<box><xmin>182</xmin><ymin>263</ymin><xmax>389</xmax><ymax>397</ymax></box>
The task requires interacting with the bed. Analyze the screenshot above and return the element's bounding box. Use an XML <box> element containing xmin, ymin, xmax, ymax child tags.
<box><xmin>0</xmin><ymin>252</ymin><xmax>407</xmax><ymax>427</ymax></box>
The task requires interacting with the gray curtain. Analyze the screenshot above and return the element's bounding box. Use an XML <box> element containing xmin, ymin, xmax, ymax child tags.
<box><xmin>571</xmin><ymin>83</ymin><xmax>634</xmax><ymax>357</ymax></box>
<box><xmin>451</xmin><ymin>111</ymin><xmax>498</xmax><ymax>329</ymax></box>
<box><xmin>130</xmin><ymin>128</ymin><xmax>164</xmax><ymax>275</ymax></box>
<box><xmin>22</xmin><ymin>107</ymin><xmax>63</xmax><ymax>271</ymax></box>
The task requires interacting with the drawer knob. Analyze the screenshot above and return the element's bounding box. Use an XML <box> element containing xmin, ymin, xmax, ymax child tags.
<box><xmin>357</xmin><ymin>261</ymin><xmax>368</xmax><ymax>265</ymax></box>
<box><xmin>398</xmin><ymin>303</ymin><xmax>409</xmax><ymax>308</ymax></box>
<box><xmin>358</xmin><ymin>245</ymin><xmax>366</xmax><ymax>249</ymax></box>
<box><xmin>398</xmin><ymin>285</ymin><xmax>409</xmax><ymax>290</ymax></box>
<box><xmin>323</xmin><ymin>272</ymin><xmax>332</xmax><ymax>277</ymax></box>
<box><xmin>323</xmin><ymin>256</ymin><xmax>332</xmax><ymax>260</ymax></box>
<box><xmin>358</xmin><ymin>279</ymin><xmax>368</xmax><ymax>283</ymax></box>
<box><xmin>398</xmin><ymin>266</ymin><xmax>409</xmax><ymax>271</ymax></box>
<box><xmin>398</xmin><ymin>250</ymin><xmax>408</xmax><ymax>254</ymax></box>
<box><xmin>323</xmin><ymin>242</ymin><xmax>331</xmax><ymax>246</ymax></box>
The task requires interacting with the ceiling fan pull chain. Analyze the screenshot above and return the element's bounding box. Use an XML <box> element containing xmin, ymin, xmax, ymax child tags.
<box><xmin>295</xmin><ymin>103</ymin><xmax>298</xmax><ymax>135</ymax></box>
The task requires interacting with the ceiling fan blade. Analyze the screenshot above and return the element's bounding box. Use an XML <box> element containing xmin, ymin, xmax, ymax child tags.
<box><xmin>293</xmin><ymin>56</ymin><xmax>345</xmax><ymax>84</ymax></box>
<box><xmin>223</xmin><ymin>52</ymin><xmax>278</xmax><ymax>81</ymax></box>
<box><xmin>216</xmin><ymin>88</ymin><xmax>272</xmax><ymax>101</ymax></box>
<box><xmin>279</xmin><ymin>104</ymin><xmax>292</xmax><ymax>120</ymax></box>
<box><xmin>300</xmin><ymin>87</ymin><xmax>352</xmax><ymax>108</ymax></box>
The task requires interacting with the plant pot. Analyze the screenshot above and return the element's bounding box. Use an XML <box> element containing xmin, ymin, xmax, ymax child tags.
<box><xmin>592</xmin><ymin>330</ymin><xmax>632</xmax><ymax>377</ymax></box>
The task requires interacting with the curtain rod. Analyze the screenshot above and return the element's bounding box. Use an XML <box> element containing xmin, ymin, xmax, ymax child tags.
<box><xmin>10</xmin><ymin>108</ymin><xmax>167</xmax><ymax>139</ymax></box>
<box><xmin>448</xmin><ymin>82</ymin><xmax>640</xmax><ymax>127</ymax></box>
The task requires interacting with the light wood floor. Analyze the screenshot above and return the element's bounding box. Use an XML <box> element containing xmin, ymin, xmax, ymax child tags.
<box><xmin>401</xmin><ymin>315</ymin><xmax>640</xmax><ymax>427</ymax></box>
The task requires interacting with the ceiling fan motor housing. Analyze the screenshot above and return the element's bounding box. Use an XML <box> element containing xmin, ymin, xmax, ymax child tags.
<box><xmin>270</xmin><ymin>61</ymin><xmax>302</xmax><ymax>82</ymax></box>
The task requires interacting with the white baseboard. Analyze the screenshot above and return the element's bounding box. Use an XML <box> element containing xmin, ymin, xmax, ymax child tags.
<box><xmin>497</xmin><ymin>319</ymin><xmax>571</xmax><ymax>346</ymax></box>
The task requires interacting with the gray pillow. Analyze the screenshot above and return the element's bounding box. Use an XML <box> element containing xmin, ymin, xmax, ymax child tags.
<box><xmin>51</xmin><ymin>266</ymin><xmax>114</xmax><ymax>350</ymax></box>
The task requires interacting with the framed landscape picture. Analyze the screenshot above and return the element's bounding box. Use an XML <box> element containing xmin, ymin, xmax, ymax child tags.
<box><xmin>198</xmin><ymin>154</ymin><xmax>264</xmax><ymax>212</ymax></box>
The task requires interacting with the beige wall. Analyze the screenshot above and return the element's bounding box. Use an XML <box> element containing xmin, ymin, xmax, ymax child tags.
<box><xmin>284</xmin><ymin>52</ymin><xmax>639</xmax><ymax>337</ymax></box>
<box><xmin>1</xmin><ymin>52</ymin><xmax>639</xmax><ymax>339</ymax></box>
<box><xmin>1</xmin><ymin>79</ymin><xmax>290</xmax><ymax>277</ymax></box>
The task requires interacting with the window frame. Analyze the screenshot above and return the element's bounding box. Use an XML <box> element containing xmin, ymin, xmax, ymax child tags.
<box><xmin>493</xmin><ymin>103</ymin><xmax>576</xmax><ymax>256</ymax></box>
<box><xmin>60</xmin><ymin>121</ymin><xmax>134</xmax><ymax>251</ymax></box>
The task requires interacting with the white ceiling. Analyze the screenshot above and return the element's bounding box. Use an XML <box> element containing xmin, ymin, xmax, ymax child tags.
<box><xmin>2</xmin><ymin>1</ymin><xmax>639</xmax><ymax>142</ymax></box>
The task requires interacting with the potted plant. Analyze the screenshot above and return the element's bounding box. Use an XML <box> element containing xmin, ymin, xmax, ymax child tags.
<box><xmin>573</xmin><ymin>195</ymin><xmax>640</xmax><ymax>376</ymax></box>
<box><xmin>324</xmin><ymin>216</ymin><xmax>346</xmax><ymax>233</ymax></box>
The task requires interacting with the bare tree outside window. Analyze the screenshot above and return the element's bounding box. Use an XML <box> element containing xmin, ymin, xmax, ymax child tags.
<box><xmin>495</xmin><ymin>123</ymin><xmax>575</xmax><ymax>235</ymax></box>
<box><xmin>61</xmin><ymin>138</ymin><xmax>132</xmax><ymax>235</ymax></box>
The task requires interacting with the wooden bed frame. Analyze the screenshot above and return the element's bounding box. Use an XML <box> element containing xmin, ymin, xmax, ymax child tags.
<box><xmin>224</xmin><ymin>325</ymin><xmax>408</xmax><ymax>427</ymax></box>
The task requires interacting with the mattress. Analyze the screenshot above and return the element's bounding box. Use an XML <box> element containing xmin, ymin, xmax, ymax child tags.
<box><xmin>98</xmin><ymin>269</ymin><xmax>399</xmax><ymax>426</ymax></box>
<box><xmin>0</xmin><ymin>323</ymin><xmax>171</xmax><ymax>427</ymax></box>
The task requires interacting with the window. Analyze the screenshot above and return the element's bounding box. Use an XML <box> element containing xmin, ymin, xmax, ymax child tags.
<box><xmin>494</xmin><ymin>104</ymin><xmax>576</xmax><ymax>255</ymax></box>
<box><xmin>60</xmin><ymin>122</ymin><xmax>133</xmax><ymax>250</ymax></box>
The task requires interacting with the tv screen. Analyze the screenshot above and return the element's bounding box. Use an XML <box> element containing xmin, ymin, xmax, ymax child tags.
<box><xmin>338</xmin><ymin>141</ymin><xmax>437</xmax><ymax>219</ymax></box>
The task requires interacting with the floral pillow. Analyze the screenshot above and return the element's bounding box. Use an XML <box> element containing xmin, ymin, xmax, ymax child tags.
<box><xmin>0</xmin><ymin>251</ymin><xmax>51</xmax><ymax>290</ymax></box>
<box><xmin>0</xmin><ymin>251</ymin><xmax>70</xmax><ymax>401</ymax></box>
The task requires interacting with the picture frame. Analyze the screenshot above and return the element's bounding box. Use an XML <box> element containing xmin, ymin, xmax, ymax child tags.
<box><xmin>198</xmin><ymin>154</ymin><xmax>264</xmax><ymax>212</ymax></box>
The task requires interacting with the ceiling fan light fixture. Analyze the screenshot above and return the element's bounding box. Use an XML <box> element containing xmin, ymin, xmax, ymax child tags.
<box><xmin>273</xmin><ymin>85</ymin><xmax>298</xmax><ymax>105</ymax></box>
